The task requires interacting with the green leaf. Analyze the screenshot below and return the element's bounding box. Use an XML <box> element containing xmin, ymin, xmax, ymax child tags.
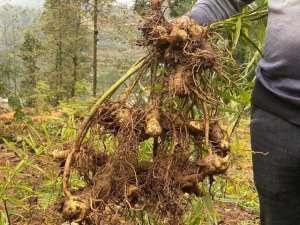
<box><xmin>233</xmin><ymin>17</ymin><xmax>242</xmax><ymax>49</ymax></box>
<box><xmin>8</xmin><ymin>96</ymin><xmax>21</xmax><ymax>110</ymax></box>
<box><xmin>14</xmin><ymin>183</ymin><xmax>33</xmax><ymax>193</ymax></box>
<box><xmin>241</xmin><ymin>31</ymin><xmax>263</xmax><ymax>56</ymax></box>
<box><xmin>13</xmin><ymin>107</ymin><xmax>26</xmax><ymax>121</ymax></box>
<box><xmin>6</xmin><ymin>196</ymin><xmax>27</xmax><ymax>210</ymax></box>
<box><xmin>15</xmin><ymin>160</ymin><xmax>27</xmax><ymax>173</ymax></box>
<box><xmin>153</xmin><ymin>83</ymin><xmax>163</xmax><ymax>93</ymax></box>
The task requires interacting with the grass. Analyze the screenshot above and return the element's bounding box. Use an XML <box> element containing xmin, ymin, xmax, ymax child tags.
<box><xmin>212</xmin><ymin>118</ymin><xmax>259</xmax><ymax>224</ymax></box>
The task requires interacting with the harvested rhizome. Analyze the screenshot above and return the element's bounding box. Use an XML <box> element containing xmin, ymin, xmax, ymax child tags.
<box><xmin>57</xmin><ymin>1</ymin><xmax>236</xmax><ymax>224</ymax></box>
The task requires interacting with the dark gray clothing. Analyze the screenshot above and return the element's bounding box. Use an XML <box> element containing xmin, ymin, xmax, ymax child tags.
<box><xmin>251</xmin><ymin>106</ymin><xmax>300</xmax><ymax>225</ymax></box>
<box><xmin>187</xmin><ymin>0</ymin><xmax>300</xmax><ymax>125</ymax></box>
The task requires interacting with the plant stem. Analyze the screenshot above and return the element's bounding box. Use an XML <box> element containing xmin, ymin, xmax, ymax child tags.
<box><xmin>63</xmin><ymin>55</ymin><xmax>149</xmax><ymax>199</ymax></box>
<box><xmin>3</xmin><ymin>199</ymin><xmax>11</xmax><ymax>225</ymax></box>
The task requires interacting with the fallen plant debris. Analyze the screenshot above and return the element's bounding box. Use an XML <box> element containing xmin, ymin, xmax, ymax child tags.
<box><xmin>56</xmin><ymin>1</ymin><xmax>237</xmax><ymax>224</ymax></box>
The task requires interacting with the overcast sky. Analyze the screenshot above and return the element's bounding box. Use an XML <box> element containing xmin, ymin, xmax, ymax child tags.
<box><xmin>0</xmin><ymin>0</ymin><xmax>44</xmax><ymax>8</ymax></box>
<box><xmin>0</xmin><ymin>0</ymin><xmax>134</xmax><ymax>8</ymax></box>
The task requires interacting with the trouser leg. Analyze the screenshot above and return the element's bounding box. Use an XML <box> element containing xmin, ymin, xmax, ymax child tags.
<box><xmin>250</xmin><ymin>106</ymin><xmax>300</xmax><ymax>225</ymax></box>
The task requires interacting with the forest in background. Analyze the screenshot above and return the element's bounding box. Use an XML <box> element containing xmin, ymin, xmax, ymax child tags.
<box><xmin>0</xmin><ymin>0</ymin><xmax>144</xmax><ymax>112</ymax></box>
<box><xmin>0</xmin><ymin>0</ymin><xmax>268</xmax><ymax>224</ymax></box>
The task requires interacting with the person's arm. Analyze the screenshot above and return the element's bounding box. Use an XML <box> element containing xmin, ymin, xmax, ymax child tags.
<box><xmin>186</xmin><ymin>0</ymin><xmax>254</xmax><ymax>25</ymax></box>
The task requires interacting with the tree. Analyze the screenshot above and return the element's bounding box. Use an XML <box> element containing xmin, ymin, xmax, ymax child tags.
<box><xmin>89</xmin><ymin>0</ymin><xmax>113</xmax><ymax>96</ymax></box>
<box><xmin>41</xmin><ymin>0</ymin><xmax>91</xmax><ymax>103</ymax></box>
<box><xmin>0</xmin><ymin>4</ymin><xmax>39</xmax><ymax>97</ymax></box>
<box><xmin>19</xmin><ymin>30</ymin><xmax>43</xmax><ymax>99</ymax></box>
<box><xmin>0</xmin><ymin>52</ymin><xmax>15</xmax><ymax>96</ymax></box>
<box><xmin>93</xmin><ymin>0</ymin><xmax>98</xmax><ymax>97</ymax></box>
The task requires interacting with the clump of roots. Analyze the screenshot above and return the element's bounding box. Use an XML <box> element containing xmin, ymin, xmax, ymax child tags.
<box><xmin>59</xmin><ymin>1</ymin><xmax>234</xmax><ymax>224</ymax></box>
<box><xmin>60</xmin><ymin>102</ymin><xmax>230</xmax><ymax>225</ymax></box>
